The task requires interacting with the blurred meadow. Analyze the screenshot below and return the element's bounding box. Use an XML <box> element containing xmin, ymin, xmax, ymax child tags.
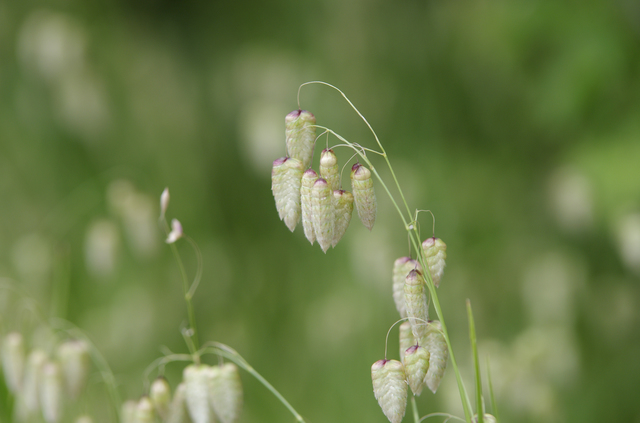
<box><xmin>2</xmin><ymin>0</ymin><xmax>640</xmax><ymax>422</ymax></box>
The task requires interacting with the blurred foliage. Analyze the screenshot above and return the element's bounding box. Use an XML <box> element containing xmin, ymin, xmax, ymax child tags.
<box><xmin>1</xmin><ymin>0</ymin><xmax>640</xmax><ymax>422</ymax></box>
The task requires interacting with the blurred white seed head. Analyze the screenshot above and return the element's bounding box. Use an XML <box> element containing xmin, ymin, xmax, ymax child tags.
<box><xmin>371</xmin><ymin>359</ymin><xmax>408</xmax><ymax>423</ymax></box>
<box><xmin>184</xmin><ymin>364</ymin><xmax>213</xmax><ymax>423</ymax></box>
<box><xmin>332</xmin><ymin>190</ymin><xmax>354</xmax><ymax>248</ymax></box>
<box><xmin>319</xmin><ymin>149</ymin><xmax>340</xmax><ymax>192</ymax></box>
<box><xmin>271</xmin><ymin>157</ymin><xmax>303</xmax><ymax>232</ymax></box>
<box><xmin>75</xmin><ymin>415</ymin><xmax>93</xmax><ymax>423</ymax></box>
<box><xmin>424</xmin><ymin>321</ymin><xmax>448</xmax><ymax>394</ymax></box>
<box><xmin>84</xmin><ymin>219</ymin><xmax>120</xmax><ymax>278</ymax></box>
<box><xmin>422</xmin><ymin>237</ymin><xmax>447</xmax><ymax>288</ymax></box>
<box><xmin>403</xmin><ymin>345</ymin><xmax>430</xmax><ymax>396</ymax></box>
<box><xmin>301</xmin><ymin>169</ymin><xmax>318</xmax><ymax>245</ymax></box>
<box><xmin>39</xmin><ymin>361</ymin><xmax>63</xmax><ymax>423</ymax></box>
<box><xmin>208</xmin><ymin>363</ymin><xmax>243</xmax><ymax>423</ymax></box>
<box><xmin>150</xmin><ymin>377</ymin><xmax>171</xmax><ymax>420</ymax></box>
<box><xmin>166</xmin><ymin>219</ymin><xmax>184</xmax><ymax>244</ymax></box>
<box><xmin>166</xmin><ymin>382</ymin><xmax>189</xmax><ymax>423</ymax></box>
<box><xmin>57</xmin><ymin>339</ymin><xmax>90</xmax><ymax>400</ymax></box>
<box><xmin>392</xmin><ymin>258</ymin><xmax>422</xmax><ymax>318</ymax></box>
<box><xmin>135</xmin><ymin>396</ymin><xmax>155</xmax><ymax>423</ymax></box>
<box><xmin>160</xmin><ymin>187</ymin><xmax>170</xmax><ymax>220</ymax></box>
<box><xmin>404</xmin><ymin>269</ymin><xmax>428</xmax><ymax>340</ymax></box>
<box><xmin>19</xmin><ymin>349</ymin><xmax>48</xmax><ymax>417</ymax></box>
<box><xmin>473</xmin><ymin>414</ymin><xmax>497</xmax><ymax>423</ymax></box>
<box><xmin>398</xmin><ymin>321</ymin><xmax>415</xmax><ymax>363</ymax></box>
<box><xmin>121</xmin><ymin>400</ymin><xmax>138</xmax><ymax>423</ymax></box>
<box><xmin>350</xmin><ymin>163</ymin><xmax>376</xmax><ymax>231</ymax></box>
<box><xmin>1</xmin><ymin>332</ymin><xmax>25</xmax><ymax>394</ymax></box>
<box><xmin>285</xmin><ymin>110</ymin><xmax>316</xmax><ymax>169</ymax></box>
<box><xmin>311</xmin><ymin>178</ymin><xmax>335</xmax><ymax>253</ymax></box>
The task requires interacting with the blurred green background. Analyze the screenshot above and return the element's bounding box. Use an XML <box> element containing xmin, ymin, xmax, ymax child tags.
<box><xmin>2</xmin><ymin>0</ymin><xmax>640</xmax><ymax>422</ymax></box>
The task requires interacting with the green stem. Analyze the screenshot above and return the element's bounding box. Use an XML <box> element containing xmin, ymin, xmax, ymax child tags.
<box><xmin>467</xmin><ymin>300</ymin><xmax>483</xmax><ymax>423</ymax></box>
<box><xmin>411</xmin><ymin>396</ymin><xmax>420</xmax><ymax>423</ymax></box>
<box><xmin>170</xmin><ymin>241</ymin><xmax>200</xmax><ymax>352</ymax></box>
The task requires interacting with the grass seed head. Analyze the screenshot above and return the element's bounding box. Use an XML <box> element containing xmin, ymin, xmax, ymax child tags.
<box><xmin>332</xmin><ymin>190</ymin><xmax>354</xmax><ymax>247</ymax></box>
<box><xmin>19</xmin><ymin>349</ymin><xmax>48</xmax><ymax>417</ymax></box>
<box><xmin>150</xmin><ymin>376</ymin><xmax>172</xmax><ymax>420</ymax></box>
<box><xmin>166</xmin><ymin>382</ymin><xmax>190</xmax><ymax>423</ymax></box>
<box><xmin>40</xmin><ymin>361</ymin><xmax>63</xmax><ymax>423</ymax></box>
<box><xmin>403</xmin><ymin>345</ymin><xmax>430</xmax><ymax>396</ymax></box>
<box><xmin>392</xmin><ymin>258</ymin><xmax>422</xmax><ymax>318</ymax></box>
<box><xmin>56</xmin><ymin>339</ymin><xmax>90</xmax><ymax>400</ymax></box>
<box><xmin>285</xmin><ymin>110</ymin><xmax>316</xmax><ymax>169</ymax></box>
<box><xmin>350</xmin><ymin>163</ymin><xmax>376</xmax><ymax>231</ymax></box>
<box><xmin>422</xmin><ymin>237</ymin><xmax>447</xmax><ymax>287</ymax></box>
<box><xmin>319</xmin><ymin>149</ymin><xmax>340</xmax><ymax>192</ymax></box>
<box><xmin>166</xmin><ymin>219</ymin><xmax>184</xmax><ymax>244</ymax></box>
<box><xmin>473</xmin><ymin>414</ymin><xmax>497</xmax><ymax>423</ymax></box>
<box><xmin>371</xmin><ymin>359</ymin><xmax>408</xmax><ymax>423</ymax></box>
<box><xmin>208</xmin><ymin>363</ymin><xmax>242</xmax><ymax>423</ymax></box>
<box><xmin>160</xmin><ymin>187</ymin><xmax>170</xmax><ymax>220</ymax></box>
<box><xmin>301</xmin><ymin>169</ymin><xmax>318</xmax><ymax>244</ymax></box>
<box><xmin>135</xmin><ymin>396</ymin><xmax>155</xmax><ymax>423</ymax></box>
<box><xmin>404</xmin><ymin>269</ymin><xmax>429</xmax><ymax>340</ymax></box>
<box><xmin>398</xmin><ymin>321</ymin><xmax>415</xmax><ymax>363</ymax></box>
<box><xmin>121</xmin><ymin>400</ymin><xmax>138</xmax><ymax>423</ymax></box>
<box><xmin>271</xmin><ymin>157</ymin><xmax>304</xmax><ymax>232</ymax></box>
<box><xmin>311</xmin><ymin>178</ymin><xmax>334</xmax><ymax>253</ymax></box>
<box><xmin>1</xmin><ymin>331</ymin><xmax>25</xmax><ymax>394</ymax></box>
<box><xmin>184</xmin><ymin>364</ymin><xmax>214</xmax><ymax>423</ymax></box>
<box><xmin>423</xmin><ymin>320</ymin><xmax>448</xmax><ymax>394</ymax></box>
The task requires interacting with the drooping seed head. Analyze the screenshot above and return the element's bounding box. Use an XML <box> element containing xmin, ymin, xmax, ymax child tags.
<box><xmin>332</xmin><ymin>190</ymin><xmax>354</xmax><ymax>247</ymax></box>
<box><xmin>473</xmin><ymin>414</ymin><xmax>497</xmax><ymax>423</ymax></box>
<box><xmin>75</xmin><ymin>415</ymin><xmax>93</xmax><ymax>423</ymax></box>
<box><xmin>311</xmin><ymin>178</ymin><xmax>334</xmax><ymax>253</ymax></box>
<box><xmin>150</xmin><ymin>376</ymin><xmax>172</xmax><ymax>420</ymax></box>
<box><xmin>404</xmin><ymin>269</ymin><xmax>429</xmax><ymax>340</ymax></box>
<box><xmin>403</xmin><ymin>345</ymin><xmax>430</xmax><ymax>396</ymax></box>
<box><xmin>285</xmin><ymin>110</ymin><xmax>316</xmax><ymax>169</ymax></box>
<box><xmin>208</xmin><ymin>363</ymin><xmax>242</xmax><ymax>423</ymax></box>
<box><xmin>319</xmin><ymin>149</ymin><xmax>340</xmax><ymax>192</ymax></box>
<box><xmin>40</xmin><ymin>360</ymin><xmax>63</xmax><ymax>423</ymax></box>
<box><xmin>121</xmin><ymin>400</ymin><xmax>138</xmax><ymax>423</ymax></box>
<box><xmin>300</xmin><ymin>169</ymin><xmax>318</xmax><ymax>245</ymax></box>
<box><xmin>135</xmin><ymin>396</ymin><xmax>155</xmax><ymax>423</ymax></box>
<box><xmin>271</xmin><ymin>157</ymin><xmax>304</xmax><ymax>231</ymax></box>
<box><xmin>422</xmin><ymin>237</ymin><xmax>447</xmax><ymax>287</ymax></box>
<box><xmin>1</xmin><ymin>332</ymin><xmax>25</xmax><ymax>394</ymax></box>
<box><xmin>371</xmin><ymin>359</ymin><xmax>408</xmax><ymax>423</ymax></box>
<box><xmin>57</xmin><ymin>339</ymin><xmax>90</xmax><ymax>400</ymax></box>
<box><xmin>183</xmin><ymin>364</ymin><xmax>213</xmax><ymax>423</ymax></box>
<box><xmin>166</xmin><ymin>219</ymin><xmax>184</xmax><ymax>244</ymax></box>
<box><xmin>423</xmin><ymin>320</ymin><xmax>448</xmax><ymax>394</ymax></box>
<box><xmin>160</xmin><ymin>187</ymin><xmax>170</xmax><ymax>220</ymax></box>
<box><xmin>166</xmin><ymin>383</ymin><xmax>190</xmax><ymax>423</ymax></box>
<box><xmin>398</xmin><ymin>321</ymin><xmax>415</xmax><ymax>363</ymax></box>
<box><xmin>392</xmin><ymin>258</ymin><xmax>422</xmax><ymax>318</ymax></box>
<box><xmin>20</xmin><ymin>349</ymin><xmax>48</xmax><ymax>416</ymax></box>
<box><xmin>350</xmin><ymin>163</ymin><xmax>376</xmax><ymax>230</ymax></box>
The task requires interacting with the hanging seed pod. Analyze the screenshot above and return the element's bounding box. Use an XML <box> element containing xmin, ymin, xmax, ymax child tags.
<box><xmin>351</xmin><ymin>163</ymin><xmax>376</xmax><ymax>230</ymax></box>
<box><xmin>57</xmin><ymin>339</ymin><xmax>90</xmax><ymax>400</ymax></box>
<box><xmin>208</xmin><ymin>363</ymin><xmax>243</xmax><ymax>423</ymax></box>
<box><xmin>392</xmin><ymin>258</ymin><xmax>422</xmax><ymax>318</ymax></box>
<box><xmin>40</xmin><ymin>361</ymin><xmax>63</xmax><ymax>423</ymax></box>
<box><xmin>319</xmin><ymin>149</ymin><xmax>340</xmax><ymax>192</ymax></box>
<box><xmin>285</xmin><ymin>110</ymin><xmax>316</xmax><ymax>169</ymax></box>
<box><xmin>121</xmin><ymin>400</ymin><xmax>138</xmax><ymax>423</ymax></box>
<box><xmin>403</xmin><ymin>345</ymin><xmax>430</xmax><ymax>396</ymax></box>
<box><xmin>150</xmin><ymin>377</ymin><xmax>171</xmax><ymax>420</ymax></box>
<box><xmin>1</xmin><ymin>332</ymin><xmax>25</xmax><ymax>394</ymax></box>
<box><xmin>135</xmin><ymin>396</ymin><xmax>155</xmax><ymax>423</ymax></box>
<box><xmin>371</xmin><ymin>359</ymin><xmax>407</xmax><ymax>423</ymax></box>
<box><xmin>311</xmin><ymin>178</ymin><xmax>334</xmax><ymax>253</ymax></box>
<box><xmin>473</xmin><ymin>414</ymin><xmax>497</xmax><ymax>423</ymax></box>
<box><xmin>398</xmin><ymin>322</ymin><xmax>415</xmax><ymax>363</ymax></box>
<box><xmin>300</xmin><ymin>169</ymin><xmax>318</xmax><ymax>245</ymax></box>
<box><xmin>20</xmin><ymin>349</ymin><xmax>48</xmax><ymax>417</ymax></box>
<box><xmin>184</xmin><ymin>364</ymin><xmax>213</xmax><ymax>423</ymax></box>
<box><xmin>332</xmin><ymin>190</ymin><xmax>354</xmax><ymax>247</ymax></box>
<box><xmin>166</xmin><ymin>383</ymin><xmax>190</xmax><ymax>423</ymax></box>
<box><xmin>424</xmin><ymin>321</ymin><xmax>448</xmax><ymax>394</ymax></box>
<box><xmin>422</xmin><ymin>237</ymin><xmax>447</xmax><ymax>288</ymax></box>
<box><xmin>271</xmin><ymin>157</ymin><xmax>304</xmax><ymax>232</ymax></box>
<box><xmin>404</xmin><ymin>269</ymin><xmax>429</xmax><ymax>340</ymax></box>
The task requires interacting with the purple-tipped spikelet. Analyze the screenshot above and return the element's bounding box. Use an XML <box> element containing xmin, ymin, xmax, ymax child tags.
<box><xmin>319</xmin><ymin>149</ymin><xmax>340</xmax><ymax>192</ymax></box>
<box><xmin>422</xmin><ymin>237</ymin><xmax>447</xmax><ymax>287</ymax></box>
<box><xmin>285</xmin><ymin>110</ymin><xmax>316</xmax><ymax>169</ymax></box>
<box><xmin>301</xmin><ymin>169</ymin><xmax>318</xmax><ymax>244</ymax></box>
<box><xmin>351</xmin><ymin>163</ymin><xmax>376</xmax><ymax>230</ymax></box>
<box><xmin>1</xmin><ymin>332</ymin><xmax>25</xmax><ymax>394</ymax></box>
<box><xmin>403</xmin><ymin>345</ymin><xmax>430</xmax><ymax>396</ymax></box>
<box><xmin>135</xmin><ymin>396</ymin><xmax>155</xmax><ymax>423</ymax></box>
<box><xmin>208</xmin><ymin>363</ymin><xmax>242</xmax><ymax>423</ymax></box>
<box><xmin>398</xmin><ymin>321</ymin><xmax>415</xmax><ymax>363</ymax></box>
<box><xmin>183</xmin><ymin>365</ymin><xmax>213</xmax><ymax>423</ymax></box>
<box><xmin>371</xmin><ymin>359</ymin><xmax>408</xmax><ymax>423</ymax></box>
<box><xmin>332</xmin><ymin>190</ymin><xmax>354</xmax><ymax>247</ymax></box>
<box><xmin>150</xmin><ymin>377</ymin><xmax>171</xmax><ymax>420</ymax></box>
<box><xmin>311</xmin><ymin>178</ymin><xmax>334</xmax><ymax>253</ymax></box>
<box><xmin>424</xmin><ymin>320</ymin><xmax>448</xmax><ymax>394</ymax></box>
<box><xmin>404</xmin><ymin>269</ymin><xmax>429</xmax><ymax>340</ymax></box>
<box><xmin>40</xmin><ymin>361</ymin><xmax>63</xmax><ymax>423</ymax></box>
<box><xmin>166</xmin><ymin>383</ymin><xmax>190</xmax><ymax>423</ymax></box>
<box><xmin>271</xmin><ymin>157</ymin><xmax>304</xmax><ymax>232</ymax></box>
<box><xmin>57</xmin><ymin>339</ymin><xmax>90</xmax><ymax>400</ymax></box>
<box><xmin>392</xmin><ymin>258</ymin><xmax>422</xmax><ymax>318</ymax></box>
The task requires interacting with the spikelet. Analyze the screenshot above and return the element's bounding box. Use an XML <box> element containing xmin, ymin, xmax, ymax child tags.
<box><xmin>392</xmin><ymin>258</ymin><xmax>422</xmax><ymax>318</ymax></box>
<box><xmin>404</xmin><ymin>269</ymin><xmax>429</xmax><ymax>340</ymax></box>
<box><xmin>422</xmin><ymin>237</ymin><xmax>447</xmax><ymax>287</ymax></box>
<box><xmin>75</xmin><ymin>415</ymin><xmax>93</xmax><ymax>423</ymax></box>
<box><xmin>150</xmin><ymin>377</ymin><xmax>171</xmax><ymax>420</ymax></box>
<box><xmin>473</xmin><ymin>414</ymin><xmax>497</xmax><ymax>423</ymax></box>
<box><xmin>184</xmin><ymin>364</ymin><xmax>213</xmax><ymax>423</ymax></box>
<box><xmin>311</xmin><ymin>178</ymin><xmax>334</xmax><ymax>253</ymax></box>
<box><xmin>300</xmin><ymin>169</ymin><xmax>318</xmax><ymax>244</ymax></box>
<box><xmin>319</xmin><ymin>149</ymin><xmax>340</xmax><ymax>192</ymax></box>
<box><xmin>285</xmin><ymin>110</ymin><xmax>316</xmax><ymax>169</ymax></box>
<box><xmin>403</xmin><ymin>345</ymin><xmax>430</xmax><ymax>396</ymax></box>
<box><xmin>424</xmin><ymin>321</ymin><xmax>448</xmax><ymax>394</ymax></box>
<box><xmin>135</xmin><ymin>396</ymin><xmax>155</xmax><ymax>423</ymax></box>
<box><xmin>332</xmin><ymin>190</ymin><xmax>354</xmax><ymax>247</ymax></box>
<box><xmin>166</xmin><ymin>383</ymin><xmax>190</xmax><ymax>423</ymax></box>
<box><xmin>271</xmin><ymin>157</ymin><xmax>304</xmax><ymax>231</ymax></box>
<box><xmin>371</xmin><ymin>359</ymin><xmax>407</xmax><ymax>423</ymax></box>
<box><xmin>398</xmin><ymin>322</ymin><xmax>415</xmax><ymax>363</ymax></box>
<box><xmin>121</xmin><ymin>400</ymin><xmax>138</xmax><ymax>423</ymax></box>
<box><xmin>351</xmin><ymin>163</ymin><xmax>376</xmax><ymax>230</ymax></box>
<box><xmin>1</xmin><ymin>332</ymin><xmax>25</xmax><ymax>394</ymax></box>
<box><xmin>18</xmin><ymin>349</ymin><xmax>48</xmax><ymax>418</ymax></box>
<box><xmin>208</xmin><ymin>363</ymin><xmax>243</xmax><ymax>423</ymax></box>
<box><xmin>40</xmin><ymin>361</ymin><xmax>63</xmax><ymax>423</ymax></box>
<box><xmin>57</xmin><ymin>339</ymin><xmax>90</xmax><ymax>400</ymax></box>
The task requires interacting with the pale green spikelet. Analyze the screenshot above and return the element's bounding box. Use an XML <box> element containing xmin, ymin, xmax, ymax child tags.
<box><xmin>399</xmin><ymin>321</ymin><xmax>415</xmax><ymax>363</ymax></box>
<box><xmin>208</xmin><ymin>363</ymin><xmax>242</xmax><ymax>423</ymax></box>
<box><xmin>184</xmin><ymin>364</ymin><xmax>214</xmax><ymax>423</ymax></box>
<box><xmin>56</xmin><ymin>339</ymin><xmax>90</xmax><ymax>400</ymax></box>
<box><xmin>351</xmin><ymin>163</ymin><xmax>376</xmax><ymax>230</ymax></box>
<box><xmin>311</xmin><ymin>178</ymin><xmax>334</xmax><ymax>253</ymax></box>
<box><xmin>271</xmin><ymin>157</ymin><xmax>304</xmax><ymax>232</ymax></box>
<box><xmin>371</xmin><ymin>359</ymin><xmax>408</xmax><ymax>423</ymax></box>
<box><xmin>18</xmin><ymin>349</ymin><xmax>48</xmax><ymax>418</ymax></box>
<box><xmin>424</xmin><ymin>320</ymin><xmax>448</xmax><ymax>393</ymax></box>
<box><xmin>404</xmin><ymin>269</ymin><xmax>429</xmax><ymax>340</ymax></box>
<box><xmin>473</xmin><ymin>414</ymin><xmax>497</xmax><ymax>423</ymax></box>
<box><xmin>121</xmin><ymin>400</ymin><xmax>138</xmax><ymax>423</ymax></box>
<box><xmin>1</xmin><ymin>332</ymin><xmax>25</xmax><ymax>394</ymax></box>
<box><xmin>166</xmin><ymin>383</ymin><xmax>190</xmax><ymax>423</ymax></box>
<box><xmin>422</xmin><ymin>237</ymin><xmax>447</xmax><ymax>287</ymax></box>
<box><xmin>40</xmin><ymin>361</ymin><xmax>63</xmax><ymax>423</ymax></box>
<box><xmin>135</xmin><ymin>396</ymin><xmax>155</xmax><ymax>423</ymax></box>
<box><xmin>403</xmin><ymin>345</ymin><xmax>430</xmax><ymax>396</ymax></box>
<box><xmin>285</xmin><ymin>110</ymin><xmax>316</xmax><ymax>169</ymax></box>
<box><xmin>301</xmin><ymin>169</ymin><xmax>318</xmax><ymax>244</ymax></box>
<box><xmin>319</xmin><ymin>149</ymin><xmax>340</xmax><ymax>192</ymax></box>
<box><xmin>75</xmin><ymin>415</ymin><xmax>93</xmax><ymax>423</ymax></box>
<box><xmin>332</xmin><ymin>190</ymin><xmax>354</xmax><ymax>247</ymax></box>
<box><xmin>392</xmin><ymin>258</ymin><xmax>422</xmax><ymax>318</ymax></box>
<box><xmin>150</xmin><ymin>377</ymin><xmax>171</xmax><ymax>420</ymax></box>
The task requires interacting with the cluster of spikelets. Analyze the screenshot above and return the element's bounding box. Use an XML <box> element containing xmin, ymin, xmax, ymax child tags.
<box><xmin>122</xmin><ymin>362</ymin><xmax>242</xmax><ymax>423</ymax></box>
<box><xmin>1</xmin><ymin>332</ymin><xmax>91</xmax><ymax>423</ymax></box>
<box><xmin>271</xmin><ymin>109</ymin><xmax>377</xmax><ymax>252</ymax></box>
<box><xmin>371</xmin><ymin>237</ymin><xmax>450</xmax><ymax>423</ymax></box>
